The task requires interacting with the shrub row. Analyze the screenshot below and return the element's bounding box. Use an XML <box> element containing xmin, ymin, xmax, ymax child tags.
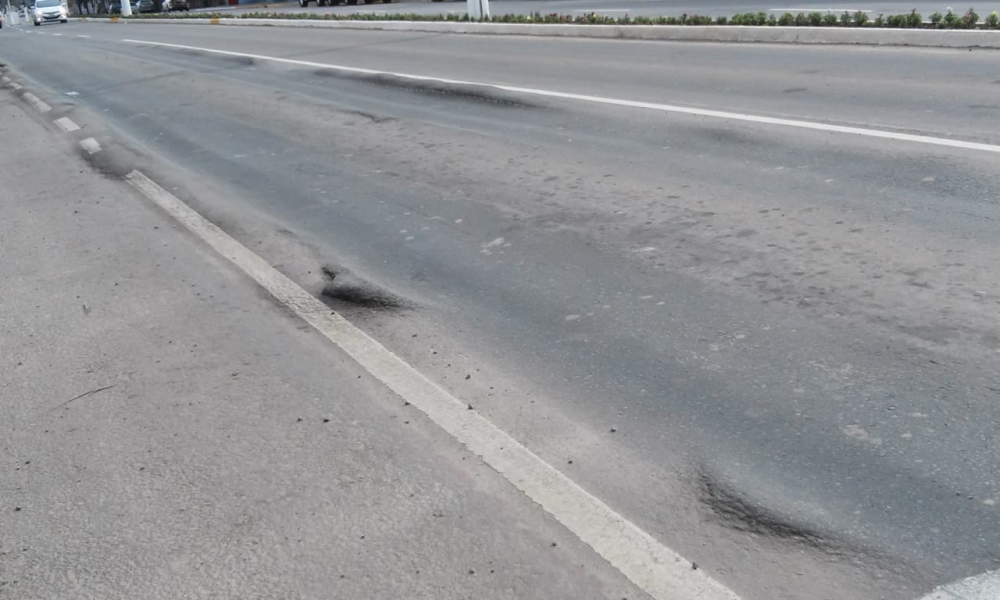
<box><xmin>122</xmin><ymin>7</ymin><xmax>1000</xmax><ymax>28</ymax></box>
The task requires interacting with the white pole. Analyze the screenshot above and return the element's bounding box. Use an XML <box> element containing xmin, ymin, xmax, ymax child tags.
<box><xmin>121</xmin><ymin>0</ymin><xmax>131</xmax><ymax>16</ymax></box>
<box><xmin>466</xmin><ymin>0</ymin><xmax>487</xmax><ymax>20</ymax></box>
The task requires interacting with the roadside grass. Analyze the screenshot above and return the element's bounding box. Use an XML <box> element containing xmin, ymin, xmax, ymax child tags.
<box><xmin>116</xmin><ymin>7</ymin><xmax>1000</xmax><ymax>28</ymax></box>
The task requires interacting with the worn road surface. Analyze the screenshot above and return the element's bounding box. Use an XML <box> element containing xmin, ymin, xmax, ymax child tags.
<box><xmin>2</xmin><ymin>21</ymin><xmax>999</xmax><ymax>600</ymax></box>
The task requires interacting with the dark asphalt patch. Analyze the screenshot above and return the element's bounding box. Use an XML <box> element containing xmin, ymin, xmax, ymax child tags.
<box><xmin>698</xmin><ymin>469</ymin><xmax>831</xmax><ymax>549</ymax></box>
<box><xmin>320</xmin><ymin>265</ymin><xmax>408</xmax><ymax>310</ymax></box>
<box><xmin>310</xmin><ymin>69</ymin><xmax>543</xmax><ymax>109</ymax></box>
<box><xmin>77</xmin><ymin>140</ymin><xmax>135</xmax><ymax>180</ymax></box>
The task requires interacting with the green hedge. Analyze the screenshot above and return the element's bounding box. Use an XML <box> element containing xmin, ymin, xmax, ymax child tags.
<box><xmin>120</xmin><ymin>7</ymin><xmax>1000</xmax><ymax>29</ymax></box>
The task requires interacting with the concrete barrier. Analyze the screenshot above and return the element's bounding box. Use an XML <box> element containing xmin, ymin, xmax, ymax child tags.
<box><xmin>83</xmin><ymin>17</ymin><xmax>1000</xmax><ymax>48</ymax></box>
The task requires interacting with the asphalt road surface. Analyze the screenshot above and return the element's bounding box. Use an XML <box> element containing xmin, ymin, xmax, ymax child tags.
<box><xmin>2</xmin><ymin>20</ymin><xmax>999</xmax><ymax>600</ymax></box>
<box><xmin>198</xmin><ymin>0</ymin><xmax>962</xmax><ymax>19</ymax></box>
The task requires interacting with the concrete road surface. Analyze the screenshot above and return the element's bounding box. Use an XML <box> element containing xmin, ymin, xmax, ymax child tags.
<box><xmin>2</xmin><ymin>20</ymin><xmax>999</xmax><ymax>600</ymax></box>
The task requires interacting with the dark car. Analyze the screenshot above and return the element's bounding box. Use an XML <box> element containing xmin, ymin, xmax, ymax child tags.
<box><xmin>162</xmin><ymin>0</ymin><xmax>188</xmax><ymax>11</ymax></box>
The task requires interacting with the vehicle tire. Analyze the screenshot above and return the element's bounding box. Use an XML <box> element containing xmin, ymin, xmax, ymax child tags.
<box><xmin>34</xmin><ymin>20</ymin><xmax>40</xmax><ymax>25</ymax></box>
<box><xmin>382</xmin><ymin>0</ymin><xmax>392</xmax><ymax>3</ymax></box>
<box><xmin>346</xmin><ymin>0</ymin><xmax>356</xmax><ymax>5</ymax></box>
<box><xmin>61</xmin><ymin>18</ymin><xmax>68</xmax><ymax>22</ymax></box>
<box><xmin>298</xmin><ymin>0</ymin><xmax>307</xmax><ymax>6</ymax></box>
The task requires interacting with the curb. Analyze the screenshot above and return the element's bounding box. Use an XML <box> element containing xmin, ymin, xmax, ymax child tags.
<box><xmin>81</xmin><ymin>17</ymin><xmax>1000</xmax><ymax>48</ymax></box>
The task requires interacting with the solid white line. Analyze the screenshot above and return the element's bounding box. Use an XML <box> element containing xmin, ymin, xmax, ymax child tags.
<box><xmin>121</xmin><ymin>39</ymin><xmax>1000</xmax><ymax>155</ymax></box>
<box><xmin>124</xmin><ymin>169</ymin><xmax>741</xmax><ymax>600</ymax></box>
<box><xmin>55</xmin><ymin>117</ymin><xmax>81</xmax><ymax>132</ymax></box>
<box><xmin>22</xmin><ymin>92</ymin><xmax>52</xmax><ymax>113</ymax></box>
<box><xmin>917</xmin><ymin>570</ymin><xmax>1000</xmax><ymax>600</ymax></box>
<box><xmin>79</xmin><ymin>137</ymin><xmax>101</xmax><ymax>154</ymax></box>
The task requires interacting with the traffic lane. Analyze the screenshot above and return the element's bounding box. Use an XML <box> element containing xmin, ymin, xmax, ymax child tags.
<box><xmin>23</xmin><ymin>26</ymin><xmax>1000</xmax><ymax>349</ymax></box>
<box><xmin>4</xmin><ymin>30</ymin><xmax>999</xmax><ymax>598</ymax></box>
<box><xmin>65</xmin><ymin>21</ymin><xmax>1000</xmax><ymax>145</ymax></box>
<box><xmin>49</xmin><ymin>25</ymin><xmax>1000</xmax><ymax>244</ymax></box>
<box><xmin>205</xmin><ymin>0</ymin><xmax>956</xmax><ymax>19</ymax></box>
<box><xmin>0</xmin><ymin>97</ymin><xmax>644</xmax><ymax>600</ymax></box>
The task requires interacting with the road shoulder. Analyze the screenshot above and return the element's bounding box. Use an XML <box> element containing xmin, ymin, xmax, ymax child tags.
<box><xmin>0</xmin><ymin>98</ymin><xmax>644</xmax><ymax>599</ymax></box>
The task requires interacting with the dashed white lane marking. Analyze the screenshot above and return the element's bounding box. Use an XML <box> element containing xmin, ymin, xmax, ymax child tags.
<box><xmin>918</xmin><ymin>570</ymin><xmax>1000</xmax><ymax>600</ymax></box>
<box><xmin>55</xmin><ymin>117</ymin><xmax>81</xmax><ymax>132</ymax></box>
<box><xmin>22</xmin><ymin>92</ymin><xmax>52</xmax><ymax>113</ymax></box>
<box><xmin>122</xmin><ymin>39</ymin><xmax>1000</xmax><ymax>155</ymax></box>
<box><xmin>76</xmin><ymin>34</ymin><xmax>91</xmax><ymax>38</ymax></box>
<box><xmin>52</xmin><ymin>32</ymin><xmax>63</xmax><ymax>36</ymax></box>
<box><xmin>79</xmin><ymin>137</ymin><xmax>101</xmax><ymax>154</ymax></box>
<box><xmin>124</xmin><ymin>169</ymin><xmax>741</xmax><ymax>600</ymax></box>
<box><xmin>1</xmin><ymin>76</ymin><xmax>10</xmax><ymax>83</ymax></box>
<box><xmin>11</xmin><ymin>83</ymin><xmax>22</xmax><ymax>90</ymax></box>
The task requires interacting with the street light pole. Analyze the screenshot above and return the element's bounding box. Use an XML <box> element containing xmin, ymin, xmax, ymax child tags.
<box><xmin>467</xmin><ymin>0</ymin><xmax>488</xmax><ymax>20</ymax></box>
<box><xmin>121</xmin><ymin>0</ymin><xmax>131</xmax><ymax>16</ymax></box>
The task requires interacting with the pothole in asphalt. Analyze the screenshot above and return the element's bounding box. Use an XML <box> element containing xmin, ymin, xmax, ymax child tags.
<box><xmin>698</xmin><ymin>468</ymin><xmax>831</xmax><ymax>549</ymax></box>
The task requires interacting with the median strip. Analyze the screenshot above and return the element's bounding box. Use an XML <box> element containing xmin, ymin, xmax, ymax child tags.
<box><xmin>97</xmin><ymin>16</ymin><xmax>1000</xmax><ymax>48</ymax></box>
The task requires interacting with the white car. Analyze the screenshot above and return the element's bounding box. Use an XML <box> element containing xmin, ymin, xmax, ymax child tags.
<box><xmin>33</xmin><ymin>0</ymin><xmax>69</xmax><ymax>25</ymax></box>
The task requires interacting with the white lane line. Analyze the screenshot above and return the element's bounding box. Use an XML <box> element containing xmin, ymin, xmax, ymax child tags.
<box><xmin>22</xmin><ymin>92</ymin><xmax>52</xmax><ymax>113</ymax></box>
<box><xmin>1</xmin><ymin>76</ymin><xmax>10</xmax><ymax>83</ymax></box>
<box><xmin>79</xmin><ymin>137</ymin><xmax>101</xmax><ymax>154</ymax></box>
<box><xmin>124</xmin><ymin>169</ymin><xmax>741</xmax><ymax>600</ymax></box>
<box><xmin>76</xmin><ymin>34</ymin><xmax>92</xmax><ymax>38</ymax></box>
<box><xmin>55</xmin><ymin>117</ymin><xmax>81</xmax><ymax>132</ymax></box>
<box><xmin>11</xmin><ymin>83</ymin><xmax>22</xmax><ymax>90</ymax></box>
<box><xmin>918</xmin><ymin>570</ymin><xmax>1000</xmax><ymax>600</ymax></box>
<box><xmin>52</xmin><ymin>32</ymin><xmax>63</xmax><ymax>36</ymax></box>
<box><xmin>123</xmin><ymin>39</ymin><xmax>1000</xmax><ymax>155</ymax></box>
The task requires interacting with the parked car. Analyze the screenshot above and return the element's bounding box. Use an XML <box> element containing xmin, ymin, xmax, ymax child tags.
<box><xmin>32</xmin><ymin>0</ymin><xmax>69</xmax><ymax>25</ymax></box>
<box><xmin>135</xmin><ymin>0</ymin><xmax>155</xmax><ymax>12</ymax></box>
<box><xmin>162</xmin><ymin>0</ymin><xmax>189</xmax><ymax>11</ymax></box>
<box><xmin>297</xmin><ymin>0</ymin><xmax>392</xmax><ymax>6</ymax></box>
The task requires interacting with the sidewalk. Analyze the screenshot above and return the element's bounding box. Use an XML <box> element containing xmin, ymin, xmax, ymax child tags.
<box><xmin>0</xmin><ymin>100</ymin><xmax>643</xmax><ymax>599</ymax></box>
